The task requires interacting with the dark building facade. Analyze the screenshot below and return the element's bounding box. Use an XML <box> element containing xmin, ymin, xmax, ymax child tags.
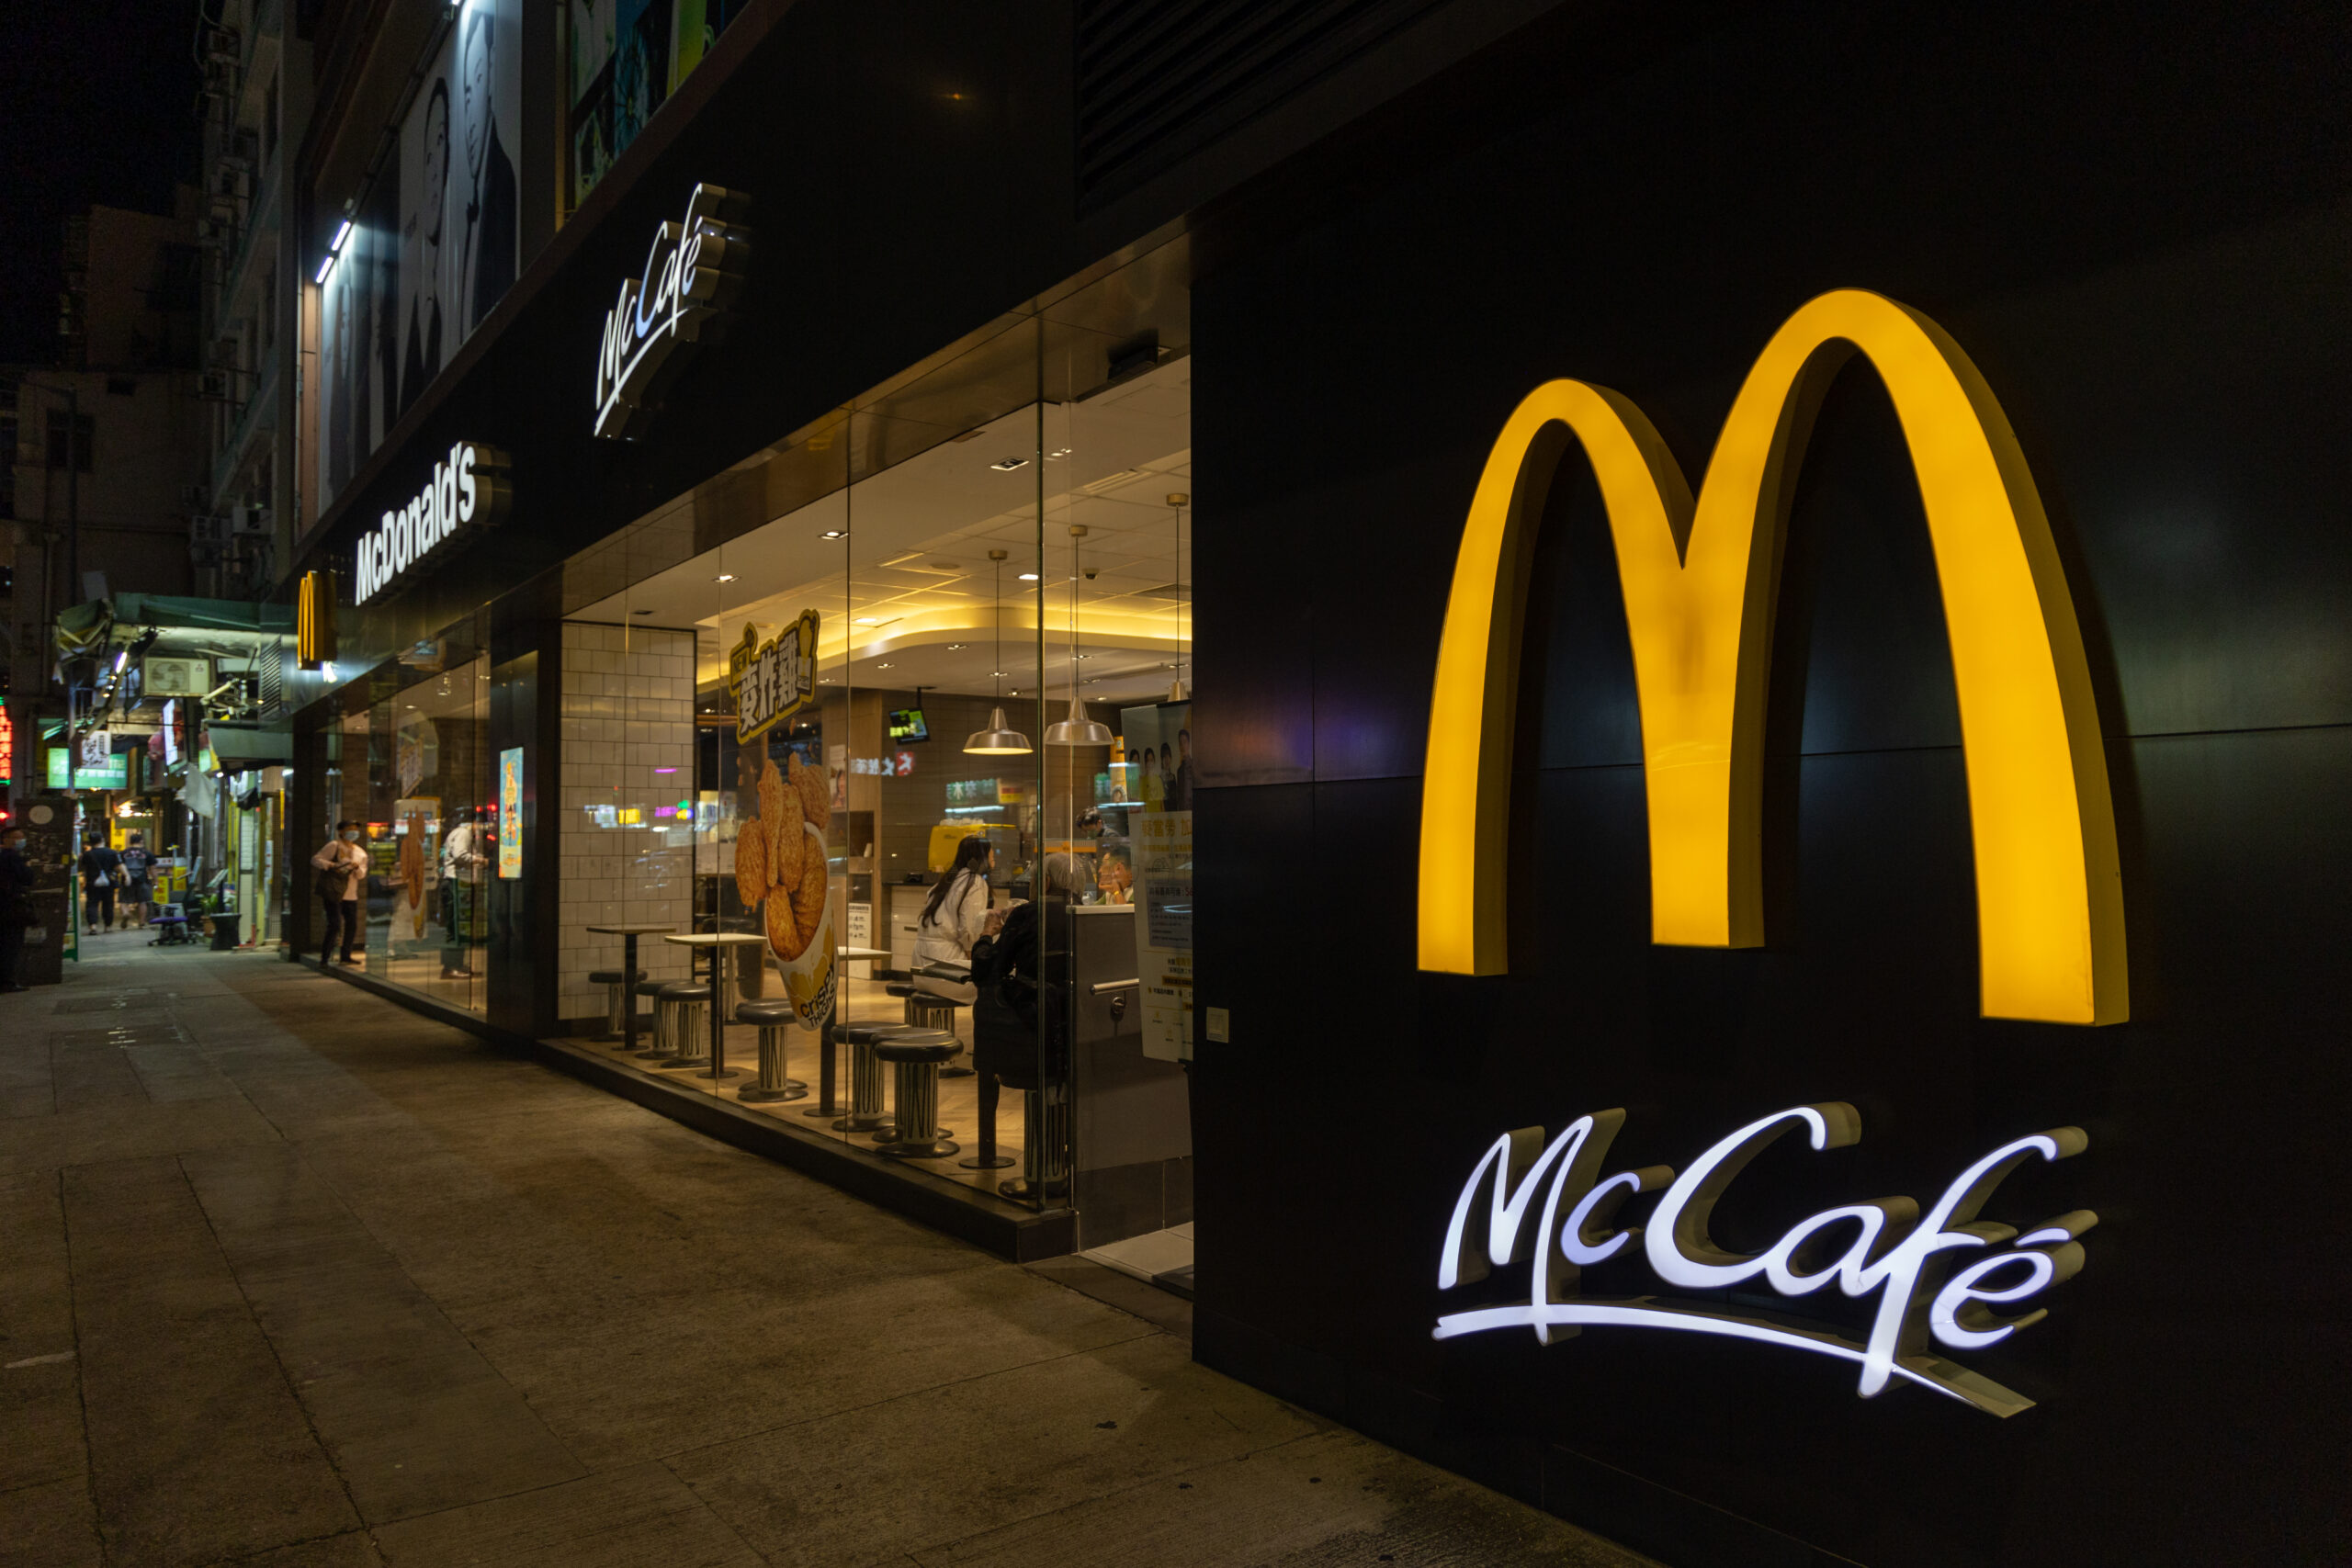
<box><xmin>280</xmin><ymin>5</ymin><xmax>2352</xmax><ymax>1565</ymax></box>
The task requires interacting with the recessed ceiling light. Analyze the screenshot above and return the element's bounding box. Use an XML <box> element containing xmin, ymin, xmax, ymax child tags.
<box><xmin>991</xmin><ymin>457</ymin><xmax>1029</xmax><ymax>471</ymax></box>
<box><xmin>1018</xmin><ymin>572</ymin><xmax>1040</xmax><ymax>581</ymax></box>
<box><xmin>854</xmin><ymin>615</ymin><xmax>899</xmax><ymax>626</ymax></box>
<box><xmin>990</xmin><ymin>671</ymin><xmax>1007</xmax><ymax>678</ymax></box>
<box><xmin>713</xmin><ymin>573</ymin><xmax>736</xmax><ymax>582</ymax></box>
<box><xmin>820</xmin><ymin>529</ymin><xmax>846</xmax><ymax>540</ymax></box>
<box><xmin>1071</xmin><ymin>653</ymin><xmax>1091</xmax><ymax>660</ymax></box>
<box><xmin>945</xmin><ymin>643</ymin><xmax>967</xmax><ymax>649</ymax></box>
<box><xmin>1046</xmin><ymin>447</ymin><xmax>1072</xmax><ymax>460</ymax></box>
<box><xmin>875</xmin><ymin>662</ymin><xmax>893</xmax><ymax>670</ymax></box>
<box><xmin>819</xmin><ymin>677</ymin><xmax>836</xmax><ymax>684</ymax></box>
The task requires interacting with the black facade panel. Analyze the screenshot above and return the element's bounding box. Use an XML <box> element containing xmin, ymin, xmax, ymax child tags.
<box><xmin>1076</xmin><ymin>0</ymin><xmax>1445</xmax><ymax>205</ymax></box>
<box><xmin>1190</xmin><ymin>2</ymin><xmax>2352</xmax><ymax>1563</ymax></box>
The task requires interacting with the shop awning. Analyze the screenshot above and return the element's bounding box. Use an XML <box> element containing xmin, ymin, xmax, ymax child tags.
<box><xmin>206</xmin><ymin>725</ymin><xmax>293</xmax><ymax>767</ymax></box>
<box><xmin>54</xmin><ymin>593</ymin><xmax>296</xmax><ymax>657</ymax></box>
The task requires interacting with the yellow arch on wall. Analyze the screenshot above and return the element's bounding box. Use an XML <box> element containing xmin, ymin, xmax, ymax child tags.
<box><xmin>1418</xmin><ymin>289</ymin><xmax>2127</xmax><ymax>1025</ymax></box>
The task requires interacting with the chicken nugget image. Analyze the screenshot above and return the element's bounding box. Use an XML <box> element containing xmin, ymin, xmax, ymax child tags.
<box><xmin>758</xmin><ymin>757</ymin><xmax>787</xmax><ymax>839</ymax></box>
<box><xmin>791</xmin><ymin>824</ymin><xmax>830</xmax><ymax>951</ymax></box>
<box><xmin>789</xmin><ymin>752</ymin><xmax>831</xmax><ymax>831</ymax></box>
<box><xmin>764</xmin><ymin>872</ymin><xmax>810</xmax><ymax>961</ymax></box>
<box><xmin>733</xmin><ymin>822</ymin><xmax>768</xmax><ymax>909</ymax></box>
<box><xmin>766</xmin><ymin>778</ymin><xmax>805</xmax><ymax>889</ymax></box>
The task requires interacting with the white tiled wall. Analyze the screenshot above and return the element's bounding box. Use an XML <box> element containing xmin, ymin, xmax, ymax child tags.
<box><xmin>558</xmin><ymin>622</ymin><xmax>697</xmax><ymax>1021</ymax></box>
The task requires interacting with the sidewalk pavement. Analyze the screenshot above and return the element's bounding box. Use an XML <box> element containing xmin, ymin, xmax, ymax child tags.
<box><xmin>0</xmin><ymin>939</ymin><xmax>1652</xmax><ymax>1568</ymax></box>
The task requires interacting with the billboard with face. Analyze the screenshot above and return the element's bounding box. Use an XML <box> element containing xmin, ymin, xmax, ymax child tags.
<box><xmin>320</xmin><ymin>0</ymin><xmax>523</xmax><ymax>519</ymax></box>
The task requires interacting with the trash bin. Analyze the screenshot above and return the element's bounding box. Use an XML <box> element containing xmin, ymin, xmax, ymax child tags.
<box><xmin>209</xmin><ymin>912</ymin><xmax>241</xmax><ymax>950</ymax></box>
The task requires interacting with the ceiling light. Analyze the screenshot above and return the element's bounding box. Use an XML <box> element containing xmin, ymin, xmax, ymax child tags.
<box><xmin>990</xmin><ymin>670</ymin><xmax>1007</xmax><ymax>678</ymax></box>
<box><xmin>946</xmin><ymin>643</ymin><xmax>967</xmax><ymax>650</ymax></box>
<box><xmin>1046</xmin><ymin>695</ymin><xmax>1112</xmax><ymax>746</ymax></box>
<box><xmin>875</xmin><ymin>662</ymin><xmax>893</xmax><ymax>670</ymax></box>
<box><xmin>990</xmin><ymin>457</ymin><xmax>1029</xmax><ymax>471</ymax></box>
<box><xmin>964</xmin><ymin>706</ymin><xmax>1033</xmax><ymax>754</ymax></box>
<box><xmin>819</xmin><ymin>678</ymin><xmax>836</xmax><ymax>684</ymax></box>
<box><xmin>632</xmin><ymin>609</ymin><xmax>653</xmax><ymax>615</ymax></box>
<box><xmin>1047</xmin><ymin>447</ymin><xmax>1072</xmax><ymax>459</ymax></box>
<box><xmin>820</xmin><ymin>529</ymin><xmax>847</xmax><ymax>540</ymax></box>
<box><xmin>1018</xmin><ymin>572</ymin><xmax>1040</xmax><ymax>581</ymax></box>
<box><xmin>854</xmin><ymin>616</ymin><xmax>894</xmax><ymax>626</ymax></box>
<box><xmin>1071</xmin><ymin>654</ymin><xmax>1091</xmax><ymax>660</ymax></box>
<box><xmin>714</xmin><ymin>573</ymin><xmax>736</xmax><ymax>583</ymax></box>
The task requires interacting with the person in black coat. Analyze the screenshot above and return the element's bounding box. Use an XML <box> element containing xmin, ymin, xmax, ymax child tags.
<box><xmin>0</xmin><ymin>822</ymin><xmax>34</xmax><ymax>991</ymax></box>
<box><xmin>78</xmin><ymin>836</ymin><xmax>122</xmax><ymax>933</ymax></box>
<box><xmin>967</xmin><ymin>854</ymin><xmax>1080</xmax><ymax>1177</ymax></box>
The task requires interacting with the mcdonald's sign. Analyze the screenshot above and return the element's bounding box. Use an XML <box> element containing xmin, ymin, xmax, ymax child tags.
<box><xmin>1419</xmin><ymin>289</ymin><xmax>2126</xmax><ymax>1026</ymax></box>
<box><xmin>297</xmin><ymin>570</ymin><xmax>337</xmax><ymax>671</ymax></box>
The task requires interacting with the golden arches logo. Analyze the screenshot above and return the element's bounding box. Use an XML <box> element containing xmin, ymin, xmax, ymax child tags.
<box><xmin>1419</xmin><ymin>289</ymin><xmax>2126</xmax><ymax>1025</ymax></box>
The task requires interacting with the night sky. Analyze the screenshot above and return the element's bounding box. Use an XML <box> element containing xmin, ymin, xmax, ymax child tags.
<box><xmin>0</xmin><ymin>1</ymin><xmax>202</xmax><ymax>366</ymax></box>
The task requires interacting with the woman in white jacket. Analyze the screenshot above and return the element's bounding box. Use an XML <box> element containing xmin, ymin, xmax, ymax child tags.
<box><xmin>913</xmin><ymin>835</ymin><xmax>993</xmax><ymax>1003</ymax></box>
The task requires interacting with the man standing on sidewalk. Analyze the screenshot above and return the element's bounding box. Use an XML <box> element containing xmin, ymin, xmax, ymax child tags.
<box><xmin>311</xmin><ymin>821</ymin><xmax>369</xmax><ymax>966</ymax></box>
<box><xmin>438</xmin><ymin>807</ymin><xmax>488</xmax><ymax>979</ymax></box>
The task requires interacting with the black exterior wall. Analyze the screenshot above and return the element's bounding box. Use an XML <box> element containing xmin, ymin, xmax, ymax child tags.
<box><xmin>1187</xmin><ymin>5</ymin><xmax>2352</xmax><ymax>1567</ymax></box>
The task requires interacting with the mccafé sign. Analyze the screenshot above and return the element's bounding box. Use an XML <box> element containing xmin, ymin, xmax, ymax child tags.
<box><xmin>594</xmin><ymin>183</ymin><xmax>751</xmax><ymax>440</ymax></box>
<box><xmin>354</xmin><ymin>441</ymin><xmax>509</xmax><ymax>606</ymax></box>
<box><xmin>1422</xmin><ymin>292</ymin><xmax>2118</xmax><ymax>1414</ymax></box>
<box><xmin>1435</xmin><ymin>1106</ymin><xmax>2090</xmax><ymax>1417</ymax></box>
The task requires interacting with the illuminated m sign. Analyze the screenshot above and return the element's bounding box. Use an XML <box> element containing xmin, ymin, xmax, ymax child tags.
<box><xmin>1419</xmin><ymin>290</ymin><xmax>2125</xmax><ymax>1024</ymax></box>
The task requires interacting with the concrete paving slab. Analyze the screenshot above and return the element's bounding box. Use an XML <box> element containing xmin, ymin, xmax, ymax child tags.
<box><xmin>198</xmin><ymin>1529</ymin><xmax>388</xmax><ymax>1567</ymax></box>
<box><xmin>0</xmin><ymin>1475</ymin><xmax>103</xmax><ymax>1568</ymax></box>
<box><xmin>910</xmin><ymin>1427</ymin><xmax>1657</xmax><ymax>1568</ymax></box>
<box><xmin>64</xmin><ymin>1156</ymin><xmax>361</xmax><ymax>1566</ymax></box>
<box><xmin>673</xmin><ymin>1334</ymin><xmax>1324</xmax><ymax>1567</ymax></box>
<box><xmin>0</xmin><ymin>1097</ymin><xmax>282</xmax><ymax>1178</ymax></box>
<box><xmin>371</xmin><ymin>1461</ymin><xmax>763</xmax><ymax>1568</ymax></box>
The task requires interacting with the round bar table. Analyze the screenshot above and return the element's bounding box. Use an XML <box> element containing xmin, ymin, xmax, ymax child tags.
<box><xmin>585</xmin><ymin>923</ymin><xmax>678</xmax><ymax>1055</ymax></box>
<box><xmin>803</xmin><ymin>946</ymin><xmax>894</xmax><ymax>1118</ymax></box>
<box><xmin>662</xmin><ymin>932</ymin><xmax>769</xmax><ymax>1082</ymax></box>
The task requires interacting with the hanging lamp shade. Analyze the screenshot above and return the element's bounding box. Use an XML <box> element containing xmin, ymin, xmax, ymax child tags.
<box><xmin>965</xmin><ymin>705</ymin><xmax>1033</xmax><ymax>755</ymax></box>
<box><xmin>1044</xmin><ymin>694</ymin><xmax>1113</xmax><ymax>746</ymax></box>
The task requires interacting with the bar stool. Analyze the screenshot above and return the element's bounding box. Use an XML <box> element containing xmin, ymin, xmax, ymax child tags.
<box><xmin>999</xmin><ymin>1084</ymin><xmax>1072</xmax><ymax>1202</ymax></box>
<box><xmin>630</xmin><ymin>978</ymin><xmax>676</xmax><ymax>1058</ymax></box>
<box><xmin>734</xmin><ymin>999</ymin><xmax>808</xmax><ymax>1103</ymax></box>
<box><xmin>896</xmin><ymin>973</ymin><xmax>976</xmax><ymax>1077</ymax></box>
<box><xmin>873</xmin><ymin>1031</ymin><xmax>964</xmax><ymax>1158</ymax></box>
<box><xmin>652</xmin><ymin>981</ymin><xmax>711</xmax><ymax>1068</ymax></box>
<box><xmin>832</xmin><ymin>1021</ymin><xmax>922</xmax><ymax>1135</ymax></box>
<box><xmin>590</xmin><ymin>968</ymin><xmax>648</xmax><ymax>1041</ymax></box>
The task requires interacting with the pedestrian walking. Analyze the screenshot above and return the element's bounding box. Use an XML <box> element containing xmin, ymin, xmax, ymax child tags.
<box><xmin>117</xmin><ymin>832</ymin><xmax>155</xmax><ymax>928</ymax></box>
<box><xmin>0</xmin><ymin>821</ymin><xmax>34</xmax><ymax>992</ymax></box>
<box><xmin>78</xmin><ymin>835</ymin><xmax>123</xmax><ymax>934</ymax></box>
<box><xmin>311</xmin><ymin>821</ymin><xmax>369</xmax><ymax>965</ymax></box>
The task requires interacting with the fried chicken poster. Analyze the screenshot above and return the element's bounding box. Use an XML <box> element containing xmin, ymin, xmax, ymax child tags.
<box><xmin>734</xmin><ymin>751</ymin><xmax>835</xmax><ymax>1029</ymax></box>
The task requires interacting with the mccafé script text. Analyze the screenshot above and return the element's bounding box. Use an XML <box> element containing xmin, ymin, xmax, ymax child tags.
<box><xmin>1434</xmin><ymin>1104</ymin><xmax>2095</xmax><ymax>1417</ymax></box>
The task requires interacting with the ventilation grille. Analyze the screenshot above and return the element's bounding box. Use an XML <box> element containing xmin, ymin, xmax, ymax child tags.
<box><xmin>1076</xmin><ymin>0</ymin><xmax>1445</xmax><ymax>206</ymax></box>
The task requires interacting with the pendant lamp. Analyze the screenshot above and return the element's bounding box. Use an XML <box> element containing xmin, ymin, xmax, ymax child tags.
<box><xmin>1046</xmin><ymin>524</ymin><xmax>1113</xmax><ymax>745</ymax></box>
<box><xmin>965</xmin><ymin>548</ymin><xmax>1033</xmax><ymax>755</ymax></box>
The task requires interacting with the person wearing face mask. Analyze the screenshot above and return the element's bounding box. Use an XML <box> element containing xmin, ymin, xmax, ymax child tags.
<box><xmin>311</xmin><ymin>821</ymin><xmax>369</xmax><ymax>966</ymax></box>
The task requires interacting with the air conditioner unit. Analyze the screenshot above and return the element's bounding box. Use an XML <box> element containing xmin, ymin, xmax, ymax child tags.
<box><xmin>191</xmin><ymin>514</ymin><xmax>230</xmax><ymax>548</ymax></box>
<box><xmin>212</xmin><ymin>163</ymin><xmax>250</xmax><ymax>200</ymax></box>
<box><xmin>197</xmin><ymin>370</ymin><xmax>232</xmax><ymax>402</ymax></box>
<box><xmin>144</xmin><ymin>656</ymin><xmax>212</xmax><ymax>698</ymax></box>
<box><xmin>202</xmin><ymin>26</ymin><xmax>240</xmax><ymax>62</ymax></box>
<box><xmin>232</xmin><ymin>504</ymin><xmax>270</xmax><ymax>536</ymax></box>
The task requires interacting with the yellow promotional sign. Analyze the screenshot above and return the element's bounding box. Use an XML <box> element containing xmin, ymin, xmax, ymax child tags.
<box><xmin>1419</xmin><ymin>289</ymin><xmax>2125</xmax><ymax>1025</ymax></box>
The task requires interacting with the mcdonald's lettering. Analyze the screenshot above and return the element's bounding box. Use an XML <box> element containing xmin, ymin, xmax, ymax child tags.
<box><xmin>1419</xmin><ymin>289</ymin><xmax>2126</xmax><ymax>1025</ymax></box>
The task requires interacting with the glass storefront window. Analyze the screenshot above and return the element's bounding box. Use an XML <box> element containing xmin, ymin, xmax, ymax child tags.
<box><xmin>317</xmin><ymin>616</ymin><xmax>495</xmax><ymax>1015</ymax></box>
<box><xmin>544</xmin><ymin>234</ymin><xmax>1194</xmax><ymax>1247</ymax></box>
